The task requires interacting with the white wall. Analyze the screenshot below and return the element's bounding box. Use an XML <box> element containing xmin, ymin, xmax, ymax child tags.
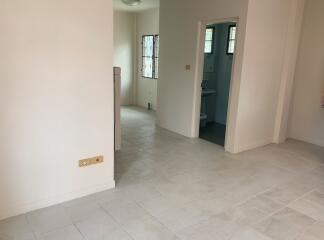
<box><xmin>114</xmin><ymin>11</ymin><xmax>136</xmax><ymax>106</ymax></box>
<box><xmin>157</xmin><ymin>0</ymin><xmax>249</xmax><ymax>144</ymax></box>
<box><xmin>288</xmin><ymin>0</ymin><xmax>324</xmax><ymax>147</ymax></box>
<box><xmin>0</xmin><ymin>0</ymin><xmax>115</xmax><ymax>220</ymax></box>
<box><xmin>157</xmin><ymin>0</ymin><xmax>302</xmax><ymax>153</ymax></box>
<box><xmin>234</xmin><ymin>0</ymin><xmax>295</xmax><ymax>151</ymax></box>
<box><xmin>136</xmin><ymin>9</ymin><xmax>159</xmax><ymax>110</ymax></box>
<box><xmin>273</xmin><ymin>0</ymin><xmax>305</xmax><ymax>144</ymax></box>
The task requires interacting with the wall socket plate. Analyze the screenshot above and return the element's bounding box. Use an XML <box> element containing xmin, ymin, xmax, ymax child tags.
<box><xmin>79</xmin><ymin>156</ymin><xmax>104</xmax><ymax>167</ymax></box>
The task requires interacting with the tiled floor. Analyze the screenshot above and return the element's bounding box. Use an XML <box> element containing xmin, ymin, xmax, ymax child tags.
<box><xmin>1</xmin><ymin>106</ymin><xmax>324</xmax><ymax>240</ymax></box>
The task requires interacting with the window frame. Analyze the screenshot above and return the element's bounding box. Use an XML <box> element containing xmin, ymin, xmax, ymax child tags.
<box><xmin>226</xmin><ymin>25</ymin><xmax>236</xmax><ymax>55</ymax></box>
<box><xmin>142</xmin><ymin>34</ymin><xmax>159</xmax><ymax>79</ymax></box>
<box><xmin>153</xmin><ymin>35</ymin><xmax>159</xmax><ymax>79</ymax></box>
<box><xmin>204</xmin><ymin>27</ymin><xmax>215</xmax><ymax>54</ymax></box>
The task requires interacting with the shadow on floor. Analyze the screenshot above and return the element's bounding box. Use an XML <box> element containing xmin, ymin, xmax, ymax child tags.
<box><xmin>199</xmin><ymin>122</ymin><xmax>226</xmax><ymax>146</ymax></box>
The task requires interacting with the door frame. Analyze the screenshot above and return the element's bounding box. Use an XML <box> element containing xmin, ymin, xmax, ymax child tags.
<box><xmin>191</xmin><ymin>17</ymin><xmax>240</xmax><ymax>152</ymax></box>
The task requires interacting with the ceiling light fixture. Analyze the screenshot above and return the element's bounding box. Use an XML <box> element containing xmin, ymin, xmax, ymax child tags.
<box><xmin>121</xmin><ymin>0</ymin><xmax>142</xmax><ymax>6</ymax></box>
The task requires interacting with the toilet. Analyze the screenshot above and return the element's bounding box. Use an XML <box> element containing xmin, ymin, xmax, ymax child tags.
<box><xmin>200</xmin><ymin>112</ymin><xmax>207</xmax><ymax>127</ymax></box>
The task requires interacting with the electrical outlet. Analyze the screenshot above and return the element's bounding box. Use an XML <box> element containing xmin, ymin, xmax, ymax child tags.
<box><xmin>79</xmin><ymin>156</ymin><xmax>104</xmax><ymax>167</ymax></box>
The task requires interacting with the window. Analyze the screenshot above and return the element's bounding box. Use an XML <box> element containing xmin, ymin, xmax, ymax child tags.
<box><xmin>204</xmin><ymin>27</ymin><xmax>214</xmax><ymax>54</ymax></box>
<box><xmin>142</xmin><ymin>35</ymin><xmax>159</xmax><ymax>79</ymax></box>
<box><xmin>227</xmin><ymin>25</ymin><xmax>236</xmax><ymax>55</ymax></box>
<box><xmin>154</xmin><ymin>35</ymin><xmax>159</xmax><ymax>78</ymax></box>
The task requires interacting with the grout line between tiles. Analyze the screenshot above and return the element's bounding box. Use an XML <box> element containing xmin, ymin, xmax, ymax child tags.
<box><xmin>254</xmin><ymin>189</ymin><xmax>317</xmax><ymax>227</ymax></box>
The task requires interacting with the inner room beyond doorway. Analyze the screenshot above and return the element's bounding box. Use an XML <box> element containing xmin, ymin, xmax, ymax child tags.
<box><xmin>199</xmin><ymin>22</ymin><xmax>236</xmax><ymax>146</ymax></box>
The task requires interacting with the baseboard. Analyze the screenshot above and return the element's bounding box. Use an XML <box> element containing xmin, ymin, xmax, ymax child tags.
<box><xmin>288</xmin><ymin>136</ymin><xmax>324</xmax><ymax>148</ymax></box>
<box><xmin>0</xmin><ymin>180</ymin><xmax>115</xmax><ymax>221</ymax></box>
<box><xmin>234</xmin><ymin>139</ymin><xmax>272</xmax><ymax>153</ymax></box>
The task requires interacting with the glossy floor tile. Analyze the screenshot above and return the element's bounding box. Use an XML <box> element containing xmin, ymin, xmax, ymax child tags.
<box><xmin>289</xmin><ymin>190</ymin><xmax>324</xmax><ymax>222</ymax></box>
<box><xmin>0</xmin><ymin>106</ymin><xmax>324</xmax><ymax>240</ymax></box>
<box><xmin>254</xmin><ymin>208</ymin><xmax>315</xmax><ymax>240</ymax></box>
<box><xmin>296</xmin><ymin>221</ymin><xmax>324</xmax><ymax>240</ymax></box>
<box><xmin>40</xmin><ymin>225</ymin><xmax>84</xmax><ymax>240</ymax></box>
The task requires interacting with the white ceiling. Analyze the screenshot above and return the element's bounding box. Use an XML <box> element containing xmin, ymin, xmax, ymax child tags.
<box><xmin>113</xmin><ymin>0</ymin><xmax>159</xmax><ymax>12</ymax></box>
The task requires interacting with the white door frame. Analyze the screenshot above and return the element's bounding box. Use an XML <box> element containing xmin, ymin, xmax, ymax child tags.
<box><xmin>191</xmin><ymin>17</ymin><xmax>240</xmax><ymax>153</ymax></box>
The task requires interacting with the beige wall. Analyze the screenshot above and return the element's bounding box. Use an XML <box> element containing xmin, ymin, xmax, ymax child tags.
<box><xmin>0</xmin><ymin>0</ymin><xmax>115</xmax><ymax>220</ymax></box>
<box><xmin>136</xmin><ymin>9</ymin><xmax>160</xmax><ymax>110</ymax></box>
<box><xmin>113</xmin><ymin>11</ymin><xmax>136</xmax><ymax>106</ymax></box>
<box><xmin>288</xmin><ymin>0</ymin><xmax>324</xmax><ymax>147</ymax></box>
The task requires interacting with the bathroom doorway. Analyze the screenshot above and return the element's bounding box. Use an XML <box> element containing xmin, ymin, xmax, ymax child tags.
<box><xmin>199</xmin><ymin>22</ymin><xmax>236</xmax><ymax>146</ymax></box>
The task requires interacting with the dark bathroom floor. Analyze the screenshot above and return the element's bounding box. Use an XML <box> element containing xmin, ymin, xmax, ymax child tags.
<box><xmin>199</xmin><ymin>122</ymin><xmax>226</xmax><ymax>146</ymax></box>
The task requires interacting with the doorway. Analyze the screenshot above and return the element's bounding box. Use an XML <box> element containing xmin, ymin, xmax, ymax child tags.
<box><xmin>199</xmin><ymin>22</ymin><xmax>236</xmax><ymax>146</ymax></box>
